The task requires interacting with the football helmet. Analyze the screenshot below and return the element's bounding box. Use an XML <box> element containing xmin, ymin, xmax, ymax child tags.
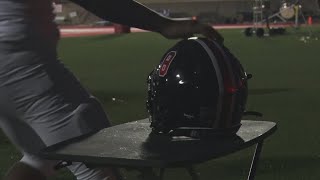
<box><xmin>146</xmin><ymin>37</ymin><xmax>249</xmax><ymax>137</ymax></box>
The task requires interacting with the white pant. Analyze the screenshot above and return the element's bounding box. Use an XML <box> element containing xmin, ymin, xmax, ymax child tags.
<box><xmin>0</xmin><ymin>49</ymin><xmax>113</xmax><ymax>179</ymax></box>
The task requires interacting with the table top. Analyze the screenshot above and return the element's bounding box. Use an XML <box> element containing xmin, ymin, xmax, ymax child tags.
<box><xmin>40</xmin><ymin>119</ymin><xmax>277</xmax><ymax>168</ymax></box>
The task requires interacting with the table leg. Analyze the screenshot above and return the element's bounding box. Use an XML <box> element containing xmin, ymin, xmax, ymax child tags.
<box><xmin>186</xmin><ymin>166</ymin><xmax>201</xmax><ymax>180</ymax></box>
<box><xmin>137</xmin><ymin>167</ymin><xmax>162</xmax><ymax>180</ymax></box>
<box><xmin>247</xmin><ymin>141</ymin><xmax>264</xmax><ymax>180</ymax></box>
<box><xmin>159</xmin><ymin>168</ymin><xmax>165</xmax><ymax>180</ymax></box>
<box><xmin>112</xmin><ymin>168</ymin><xmax>125</xmax><ymax>180</ymax></box>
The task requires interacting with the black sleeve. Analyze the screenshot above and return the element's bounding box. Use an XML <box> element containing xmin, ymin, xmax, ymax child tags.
<box><xmin>69</xmin><ymin>0</ymin><xmax>174</xmax><ymax>33</ymax></box>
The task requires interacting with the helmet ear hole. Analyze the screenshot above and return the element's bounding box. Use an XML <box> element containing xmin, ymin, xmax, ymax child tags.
<box><xmin>147</xmin><ymin>37</ymin><xmax>249</xmax><ymax>137</ymax></box>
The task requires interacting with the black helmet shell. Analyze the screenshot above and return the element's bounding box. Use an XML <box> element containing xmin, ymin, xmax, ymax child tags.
<box><xmin>147</xmin><ymin>37</ymin><xmax>248</xmax><ymax>136</ymax></box>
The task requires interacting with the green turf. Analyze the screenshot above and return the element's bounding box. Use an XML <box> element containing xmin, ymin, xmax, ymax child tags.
<box><xmin>1</xmin><ymin>26</ymin><xmax>320</xmax><ymax>179</ymax></box>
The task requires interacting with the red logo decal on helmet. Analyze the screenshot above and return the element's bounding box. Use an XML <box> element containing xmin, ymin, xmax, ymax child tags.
<box><xmin>159</xmin><ymin>51</ymin><xmax>177</xmax><ymax>77</ymax></box>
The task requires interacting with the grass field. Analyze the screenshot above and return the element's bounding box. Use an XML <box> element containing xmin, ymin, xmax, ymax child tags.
<box><xmin>1</xmin><ymin>26</ymin><xmax>320</xmax><ymax>180</ymax></box>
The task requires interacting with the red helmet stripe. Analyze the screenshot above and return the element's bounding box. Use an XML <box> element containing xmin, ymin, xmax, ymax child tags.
<box><xmin>159</xmin><ymin>51</ymin><xmax>177</xmax><ymax>77</ymax></box>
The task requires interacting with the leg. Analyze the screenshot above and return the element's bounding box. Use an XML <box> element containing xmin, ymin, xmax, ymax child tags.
<box><xmin>4</xmin><ymin>162</ymin><xmax>46</xmax><ymax>180</ymax></box>
<box><xmin>5</xmin><ymin>152</ymin><xmax>123</xmax><ymax>180</ymax></box>
<box><xmin>0</xmin><ymin>58</ymin><xmax>114</xmax><ymax>180</ymax></box>
<box><xmin>67</xmin><ymin>162</ymin><xmax>122</xmax><ymax>180</ymax></box>
<box><xmin>4</xmin><ymin>153</ymin><xmax>60</xmax><ymax>180</ymax></box>
<box><xmin>0</xmin><ymin>115</ymin><xmax>57</xmax><ymax>180</ymax></box>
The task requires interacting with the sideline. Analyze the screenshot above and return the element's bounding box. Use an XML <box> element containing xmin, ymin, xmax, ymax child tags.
<box><xmin>59</xmin><ymin>23</ymin><xmax>297</xmax><ymax>38</ymax></box>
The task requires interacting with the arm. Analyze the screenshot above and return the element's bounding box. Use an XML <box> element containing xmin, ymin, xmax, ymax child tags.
<box><xmin>70</xmin><ymin>0</ymin><xmax>224</xmax><ymax>43</ymax></box>
<box><xmin>70</xmin><ymin>0</ymin><xmax>171</xmax><ymax>33</ymax></box>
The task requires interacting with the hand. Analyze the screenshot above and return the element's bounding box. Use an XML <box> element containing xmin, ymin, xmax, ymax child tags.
<box><xmin>159</xmin><ymin>19</ymin><xmax>224</xmax><ymax>44</ymax></box>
